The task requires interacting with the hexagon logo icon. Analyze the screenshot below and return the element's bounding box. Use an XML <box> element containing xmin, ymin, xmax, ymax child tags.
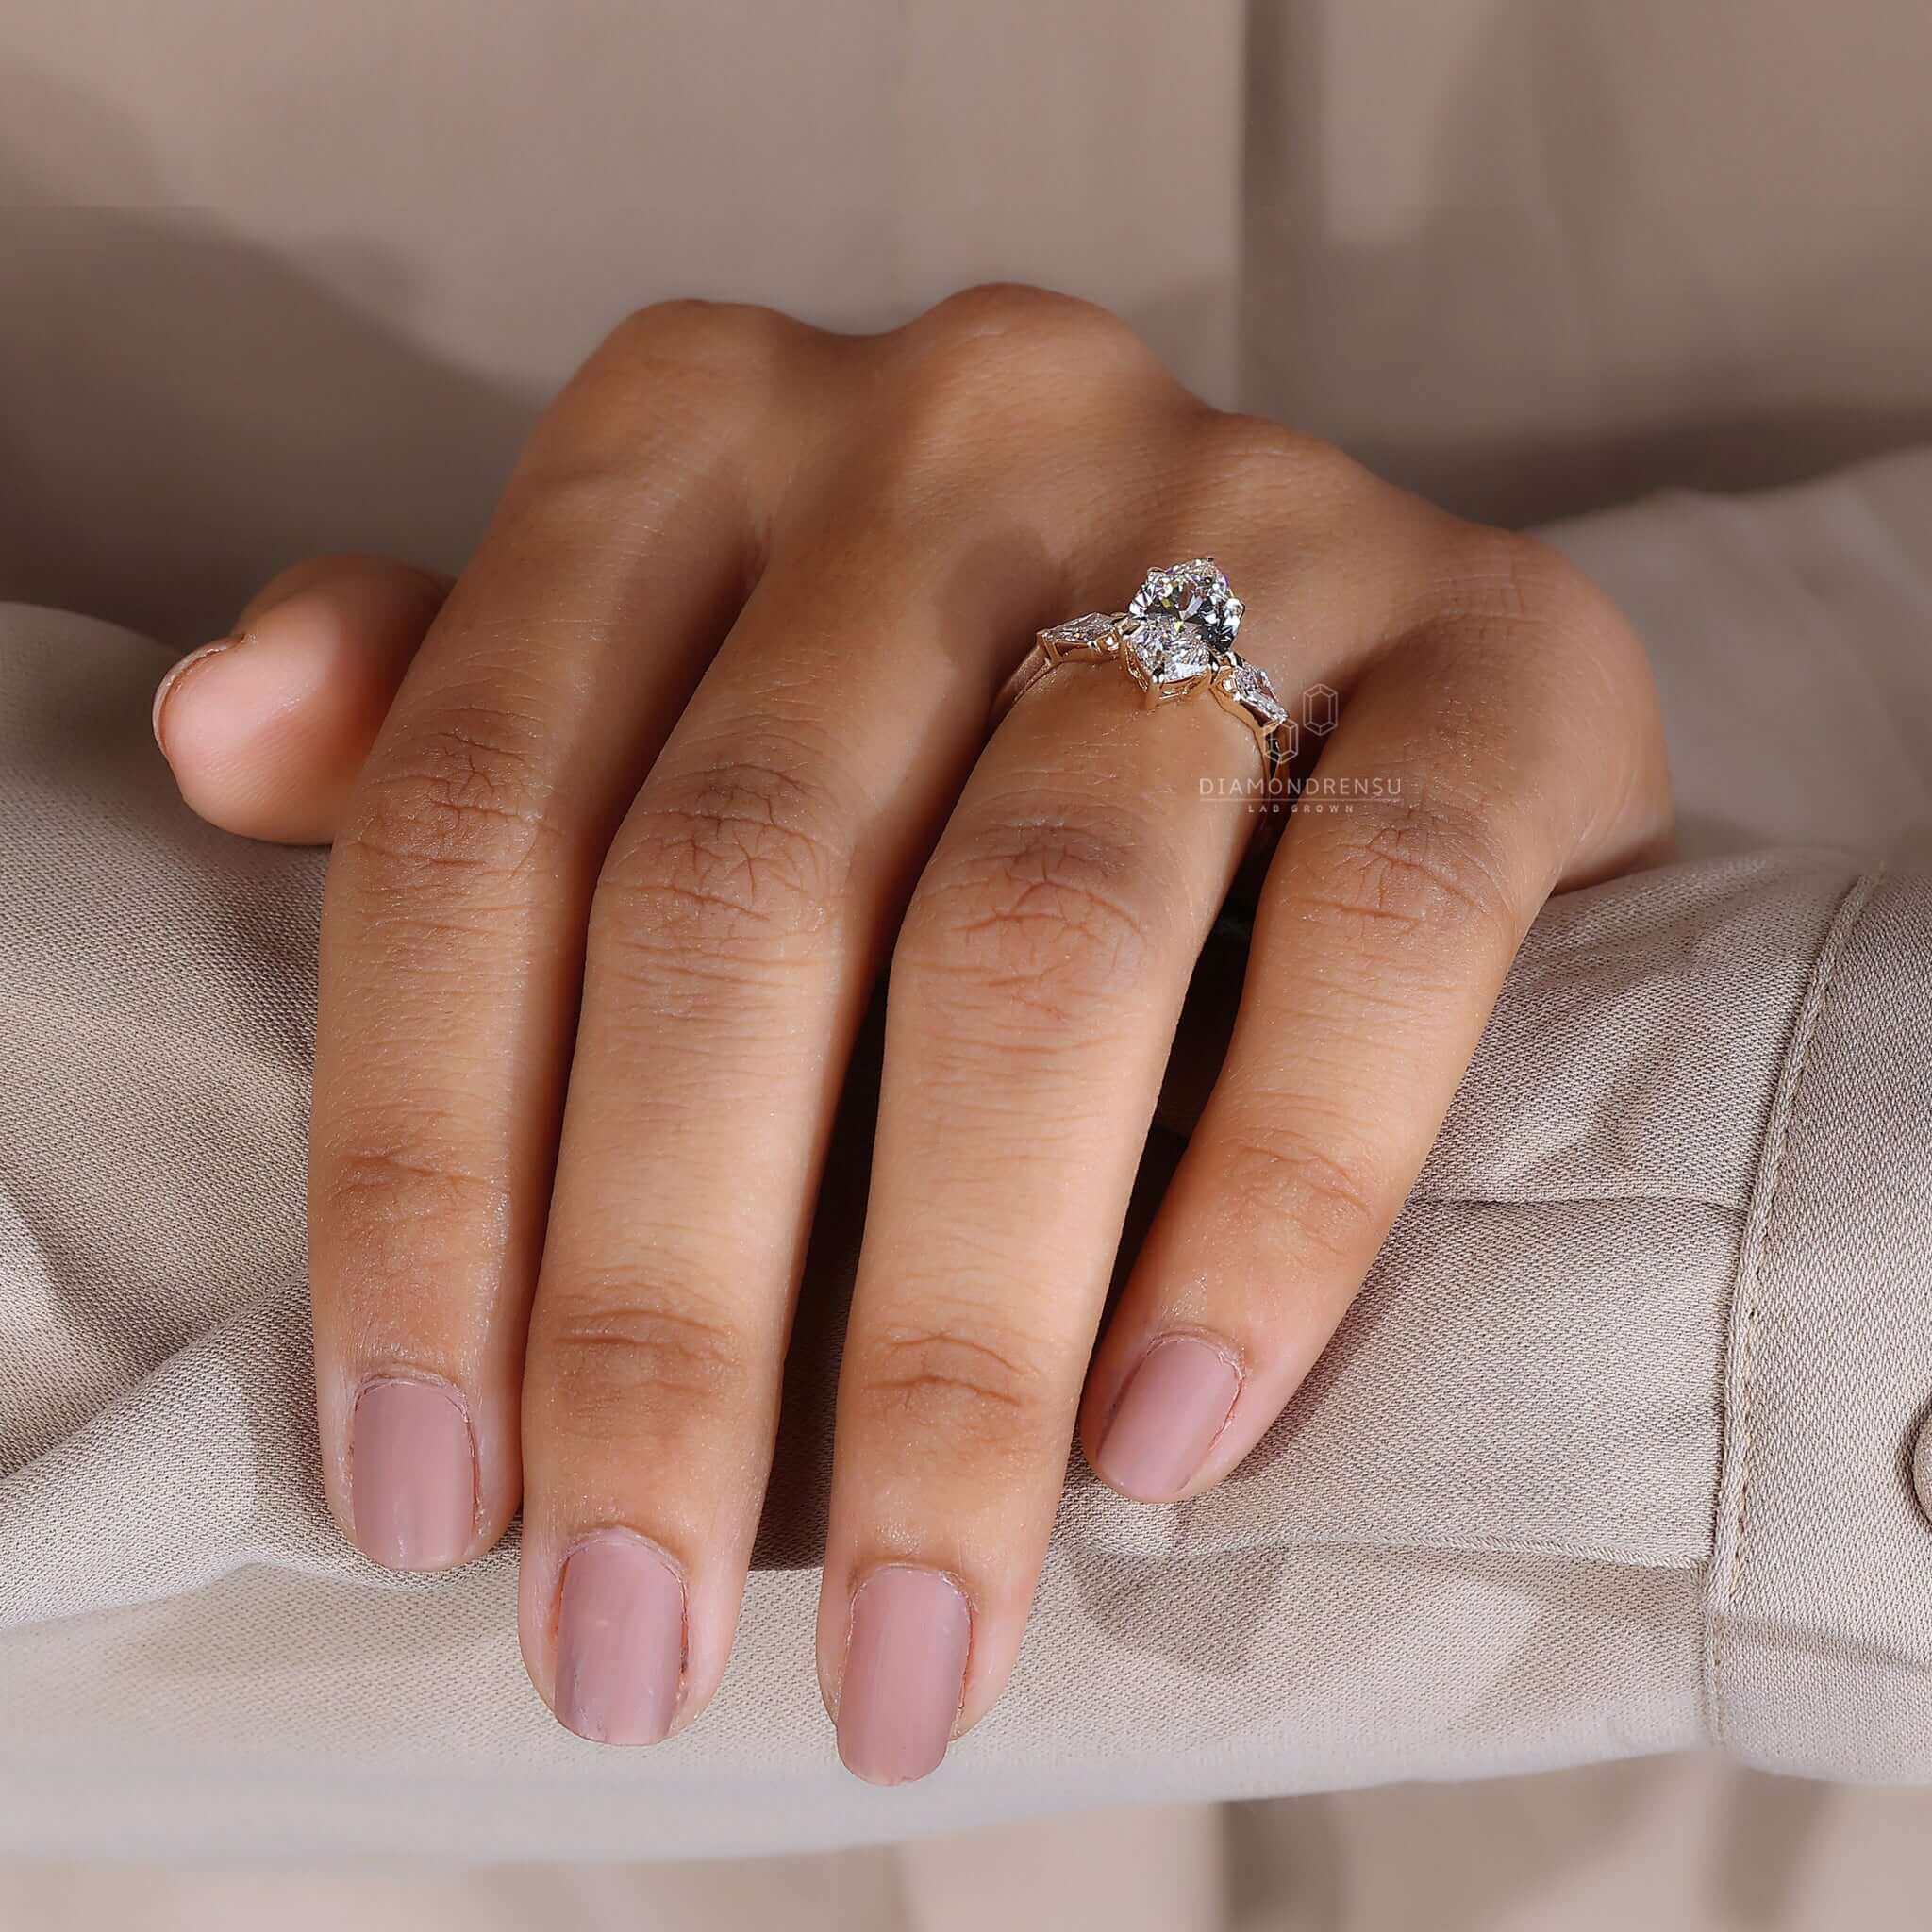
<box><xmin>1301</xmin><ymin>683</ymin><xmax>1341</xmax><ymax>736</ymax></box>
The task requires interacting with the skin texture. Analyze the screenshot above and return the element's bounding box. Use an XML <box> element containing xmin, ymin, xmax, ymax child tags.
<box><xmin>153</xmin><ymin>285</ymin><xmax>1674</xmax><ymax>1783</ymax></box>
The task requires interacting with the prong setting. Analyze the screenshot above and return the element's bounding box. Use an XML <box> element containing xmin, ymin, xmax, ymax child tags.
<box><xmin>1127</xmin><ymin>558</ymin><xmax>1243</xmax><ymax>651</ymax></box>
<box><xmin>1037</xmin><ymin>611</ymin><xmax>1125</xmax><ymax>666</ymax></box>
<box><xmin>998</xmin><ymin>562</ymin><xmax>1305</xmax><ymax>812</ymax></box>
<box><xmin>1121</xmin><ymin>612</ymin><xmax>1217</xmax><ymax>703</ymax></box>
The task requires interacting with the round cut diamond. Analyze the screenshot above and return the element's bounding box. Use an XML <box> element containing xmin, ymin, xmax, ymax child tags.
<box><xmin>1124</xmin><ymin>613</ymin><xmax>1216</xmax><ymax>690</ymax></box>
<box><xmin>1129</xmin><ymin>558</ymin><xmax>1243</xmax><ymax>648</ymax></box>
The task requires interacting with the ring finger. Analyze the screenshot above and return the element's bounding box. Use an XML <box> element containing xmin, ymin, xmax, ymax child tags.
<box><xmin>817</xmin><ymin>591</ymin><xmax>1268</xmax><ymax>1783</ymax></box>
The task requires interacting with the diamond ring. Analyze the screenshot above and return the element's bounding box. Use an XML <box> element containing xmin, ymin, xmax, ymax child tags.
<box><xmin>991</xmin><ymin>559</ymin><xmax>1294</xmax><ymax>795</ymax></box>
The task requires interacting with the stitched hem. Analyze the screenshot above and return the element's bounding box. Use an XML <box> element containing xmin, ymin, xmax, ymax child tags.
<box><xmin>1702</xmin><ymin>862</ymin><xmax>1885</xmax><ymax>1749</ymax></box>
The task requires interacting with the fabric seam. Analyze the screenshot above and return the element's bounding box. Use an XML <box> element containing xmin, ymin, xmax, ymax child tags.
<box><xmin>1703</xmin><ymin>863</ymin><xmax>1884</xmax><ymax>1748</ymax></box>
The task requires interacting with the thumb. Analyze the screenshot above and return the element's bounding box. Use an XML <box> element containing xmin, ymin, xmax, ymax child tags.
<box><xmin>152</xmin><ymin>554</ymin><xmax>450</xmax><ymax>844</ymax></box>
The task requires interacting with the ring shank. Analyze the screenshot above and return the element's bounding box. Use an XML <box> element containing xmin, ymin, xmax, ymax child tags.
<box><xmin>989</xmin><ymin>620</ymin><xmax>1295</xmax><ymax>854</ymax></box>
<box><xmin>989</xmin><ymin>641</ymin><xmax>1059</xmax><ymax>729</ymax></box>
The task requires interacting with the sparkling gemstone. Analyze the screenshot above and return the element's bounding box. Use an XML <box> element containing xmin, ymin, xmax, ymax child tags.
<box><xmin>1125</xmin><ymin>613</ymin><xmax>1216</xmax><ymax>690</ymax></box>
<box><xmin>1041</xmin><ymin>611</ymin><xmax>1120</xmax><ymax>651</ymax></box>
<box><xmin>1222</xmin><ymin>660</ymin><xmax>1288</xmax><ymax>727</ymax></box>
<box><xmin>1128</xmin><ymin>558</ymin><xmax>1243</xmax><ymax>648</ymax></box>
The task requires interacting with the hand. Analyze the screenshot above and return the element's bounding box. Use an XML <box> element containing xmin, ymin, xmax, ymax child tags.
<box><xmin>154</xmin><ymin>285</ymin><xmax>1672</xmax><ymax>1783</ymax></box>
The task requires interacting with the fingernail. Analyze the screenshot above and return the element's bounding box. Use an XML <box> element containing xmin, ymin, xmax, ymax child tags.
<box><xmin>151</xmin><ymin>637</ymin><xmax>240</xmax><ymax>755</ymax></box>
<box><xmin>837</xmin><ymin>1566</ymin><xmax>971</xmax><ymax>1786</ymax></box>
<box><xmin>1094</xmin><ymin>1336</ymin><xmax>1241</xmax><ymax>1502</ymax></box>
<box><xmin>350</xmin><ymin>1377</ymin><xmax>476</xmax><ymax>1570</ymax></box>
<box><xmin>553</xmin><ymin>1533</ymin><xmax>687</xmax><ymax>1746</ymax></box>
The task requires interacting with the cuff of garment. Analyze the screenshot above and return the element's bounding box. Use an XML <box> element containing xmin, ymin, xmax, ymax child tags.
<box><xmin>1704</xmin><ymin>851</ymin><xmax>1932</xmax><ymax>1778</ymax></box>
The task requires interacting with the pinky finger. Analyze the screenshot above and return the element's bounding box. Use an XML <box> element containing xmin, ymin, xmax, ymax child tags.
<box><xmin>153</xmin><ymin>554</ymin><xmax>450</xmax><ymax>844</ymax></box>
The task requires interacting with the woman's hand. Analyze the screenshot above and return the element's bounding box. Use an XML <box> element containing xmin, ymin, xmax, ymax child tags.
<box><xmin>154</xmin><ymin>286</ymin><xmax>1671</xmax><ymax>1783</ymax></box>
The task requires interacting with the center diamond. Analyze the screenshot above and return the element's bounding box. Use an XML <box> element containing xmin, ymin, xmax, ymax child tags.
<box><xmin>1124</xmin><ymin>613</ymin><xmax>1217</xmax><ymax>692</ymax></box>
<box><xmin>1128</xmin><ymin>558</ymin><xmax>1243</xmax><ymax>650</ymax></box>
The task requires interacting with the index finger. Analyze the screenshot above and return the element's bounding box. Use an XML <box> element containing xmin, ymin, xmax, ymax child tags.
<box><xmin>308</xmin><ymin>305</ymin><xmax>818</xmax><ymax>1568</ymax></box>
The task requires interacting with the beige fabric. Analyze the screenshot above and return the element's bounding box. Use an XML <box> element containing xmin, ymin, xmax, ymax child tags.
<box><xmin>7</xmin><ymin>454</ymin><xmax>1932</xmax><ymax>1876</ymax></box>
<box><xmin>8</xmin><ymin>2</ymin><xmax>1932</xmax><ymax>644</ymax></box>
<box><xmin>1705</xmin><ymin>857</ymin><xmax>1932</xmax><ymax>1780</ymax></box>
<box><xmin>17</xmin><ymin>1765</ymin><xmax>1932</xmax><ymax>1931</ymax></box>
<box><xmin>0</xmin><ymin>608</ymin><xmax>1712</xmax><ymax>1857</ymax></box>
<box><xmin>17</xmin><ymin>1763</ymin><xmax>1932</xmax><ymax>1932</ymax></box>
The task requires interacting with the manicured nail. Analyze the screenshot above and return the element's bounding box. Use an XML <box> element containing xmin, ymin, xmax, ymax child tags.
<box><xmin>837</xmin><ymin>1566</ymin><xmax>971</xmax><ymax>1786</ymax></box>
<box><xmin>553</xmin><ymin>1533</ymin><xmax>687</xmax><ymax>1746</ymax></box>
<box><xmin>1093</xmin><ymin>1336</ymin><xmax>1241</xmax><ymax>1502</ymax></box>
<box><xmin>350</xmin><ymin>1377</ymin><xmax>476</xmax><ymax>1570</ymax></box>
<box><xmin>151</xmin><ymin>637</ymin><xmax>240</xmax><ymax>755</ymax></box>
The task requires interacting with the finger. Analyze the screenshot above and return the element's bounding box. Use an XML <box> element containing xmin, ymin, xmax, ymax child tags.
<box><xmin>309</xmin><ymin>303</ymin><xmax>816</xmax><ymax>1572</ymax></box>
<box><xmin>1081</xmin><ymin>542</ymin><xmax>1671</xmax><ymax>1501</ymax></box>
<box><xmin>513</xmin><ymin>523</ymin><xmax>1073</xmax><ymax>1744</ymax></box>
<box><xmin>154</xmin><ymin>556</ymin><xmax>449</xmax><ymax>843</ymax></box>
<box><xmin>816</xmin><ymin>650</ymin><xmax>1253</xmax><ymax>1784</ymax></box>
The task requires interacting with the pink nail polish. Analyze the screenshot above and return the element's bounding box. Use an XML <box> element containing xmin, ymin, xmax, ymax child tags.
<box><xmin>1094</xmin><ymin>1336</ymin><xmax>1241</xmax><ymax>1502</ymax></box>
<box><xmin>553</xmin><ymin>1533</ymin><xmax>686</xmax><ymax>1746</ymax></box>
<box><xmin>837</xmin><ymin>1566</ymin><xmax>971</xmax><ymax>1786</ymax></box>
<box><xmin>350</xmin><ymin>1377</ymin><xmax>475</xmax><ymax>1570</ymax></box>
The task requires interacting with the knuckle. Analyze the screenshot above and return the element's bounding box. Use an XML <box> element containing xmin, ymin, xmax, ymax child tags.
<box><xmin>593</xmin><ymin>752</ymin><xmax>853</xmax><ymax>971</ymax></box>
<box><xmin>344</xmin><ymin>708</ymin><xmax>564</xmax><ymax>891</ymax></box>
<box><xmin>539</xmin><ymin>299</ymin><xmax>812</xmax><ymax>486</ymax></box>
<box><xmin>1311</xmin><ymin>792</ymin><xmax>1522</xmax><ymax>947</ymax></box>
<box><xmin>1179</xmin><ymin>410</ymin><xmax>1369</xmax><ymax>515</ymax></box>
<box><xmin>537</xmin><ymin>1281</ymin><xmax>752</xmax><ymax>1440</ymax></box>
<box><xmin>880</xmin><ymin>285</ymin><xmax>1163</xmax><ymax>459</ymax></box>
<box><xmin>316</xmin><ymin>1130</ymin><xmax>514</xmax><ymax>1255</ymax></box>
<box><xmin>853</xmin><ymin>1318</ymin><xmax>1054</xmax><ymax>1460</ymax></box>
<box><xmin>1212</xmin><ymin>1117</ymin><xmax>1391</xmax><ymax>1262</ymax></box>
<box><xmin>1440</xmin><ymin>526</ymin><xmax>1621</xmax><ymax>647</ymax></box>
<box><xmin>1410</xmin><ymin>530</ymin><xmax>1663</xmax><ymax>850</ymax></box>
<box><xmin>916</xmin><ymin>281</ymin><xmax>1137</xmax><ymax>349</ymax></box>
<box><xmin>600</xmin><ymin>296</ymin><xmax>806</xmax><ymax>384</ymax></box>
<box><xmin>898</xmin><ymin>810</ymin><xmax>1170</xmax><ymax>1030</ymax></box>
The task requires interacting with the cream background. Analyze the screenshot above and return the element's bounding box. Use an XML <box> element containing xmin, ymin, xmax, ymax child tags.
<box><xmin>6</xmin><ymin>1</ymin><xmax>1932</xmax><ymax>640</ymax></box>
